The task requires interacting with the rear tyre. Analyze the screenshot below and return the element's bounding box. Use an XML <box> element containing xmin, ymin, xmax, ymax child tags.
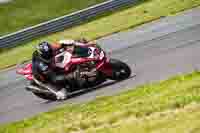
<box><xmin>109</xmin><ymin>59</ymin><xmax>131</xmax><ymax>80</ymax></box>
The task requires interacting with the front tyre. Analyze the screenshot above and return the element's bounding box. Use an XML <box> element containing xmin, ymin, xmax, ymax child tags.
<box><xmin>110</xmin><ymin>59</ymin><xmax>131</xmax><ymax>80</ymax></box>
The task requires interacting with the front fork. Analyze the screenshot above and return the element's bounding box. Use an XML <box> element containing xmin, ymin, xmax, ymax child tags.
<box><xmin>96</xmin><ymin>57</ymin><xmax>113</xmax><ymax>77</ymax></box>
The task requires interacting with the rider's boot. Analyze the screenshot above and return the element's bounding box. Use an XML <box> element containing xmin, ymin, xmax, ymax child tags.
<box><xmin>55</xmin><ymin>88</ymin><xmax>68</xmax><ymax>100</ymax></box>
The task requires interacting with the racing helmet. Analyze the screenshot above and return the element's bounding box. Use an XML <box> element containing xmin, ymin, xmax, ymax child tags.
<box><xmin>36</xmin><ymin>41</ymin><xmax>53</xmax><ymax>61</ymax></box>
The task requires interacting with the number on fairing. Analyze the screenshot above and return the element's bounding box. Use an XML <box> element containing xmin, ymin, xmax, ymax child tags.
<box><xmin>88</xmin><ymin>47</ymin><xmax>96</xmax><ymax>58</ymax></box>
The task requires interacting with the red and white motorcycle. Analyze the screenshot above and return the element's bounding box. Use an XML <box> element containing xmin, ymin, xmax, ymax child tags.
<box><xmin>17</xmin><ymin>45</ymin><xmax>131</xmax><ymax>100</ymax></box>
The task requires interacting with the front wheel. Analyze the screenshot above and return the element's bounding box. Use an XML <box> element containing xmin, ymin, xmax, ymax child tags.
<box><xmin>109</xmin><ymin>59</ymin><xmax>131</xmax><ymax>80</ymax></box>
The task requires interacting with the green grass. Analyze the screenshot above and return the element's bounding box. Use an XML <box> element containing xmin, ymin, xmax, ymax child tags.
<box><xmin>0</xmin><ymin>0</ymin><xmax>106</xmax><ymax>36</ymax></box>
<box><xmin>1</xmin><ymin>0</ymin><xmax>200</xmax><ymax>70</ymax></box>
<box><xmin>1</xmin><ymin>71</ymin><xmax>200</xmax><ymax>133</ymax></box>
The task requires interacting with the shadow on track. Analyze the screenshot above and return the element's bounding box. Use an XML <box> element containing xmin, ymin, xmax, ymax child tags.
<box><xmin>44</xmin><ymin>75</ymin><xmax>136</xmax><ymax>104</ymax></box>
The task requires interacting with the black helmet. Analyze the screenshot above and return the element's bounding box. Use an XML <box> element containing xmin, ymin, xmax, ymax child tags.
<box><xmin>36</xmin><ymin>41</ymin><xmax>53</xmax><ymax>61</ymax></box>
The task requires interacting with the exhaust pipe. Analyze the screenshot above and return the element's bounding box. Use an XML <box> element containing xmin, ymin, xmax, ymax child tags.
<box><xmin>26</xmin><ymin>85</ymin><xmax>51</xmax><ymax>94</ymax></box>
<box><xmin>32</xmin><ymin>77</ymin><xmax>58</xmax><ymax>95</ymax></box>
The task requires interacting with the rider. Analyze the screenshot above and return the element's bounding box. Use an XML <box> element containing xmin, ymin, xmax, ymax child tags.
<box><xmin>31</xmin><ymin>41</ymin><xmax>75</xmax><ymax>100</ymax></box>
<box><xmin>57</xmin><ymin>39</ymin><xmax>98</xmax><ymax>73</ymax></box>
<box><xmin>58</xmin><ymin>39</ymin><xmax>88</xmax><ymax>57</ymax></box>
<box><xmin>31</xmin><ymin>39</ymin><xmax>97</xmax><ymax>100</ymax></box>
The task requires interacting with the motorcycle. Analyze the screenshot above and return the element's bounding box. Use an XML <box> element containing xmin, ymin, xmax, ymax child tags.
<box><xmin>16</xmin><ymin>45</ymin><xmax>131</xmax><ymax>100</ymax></box>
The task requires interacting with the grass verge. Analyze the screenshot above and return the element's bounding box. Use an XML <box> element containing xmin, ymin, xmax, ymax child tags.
<box><xmin>1</xmin><ymin>71</ymin><xmax>200</xmax><ymax>133</ymax></box>
<box><xmin>0</xmin><ymin>0</ymin><xmax>200</xmax><ymax>70</ymax></box>
<box><xmin>0</xmin><ymin>0</ymin><xmax>106</xmax><ymax>36</ymax></box>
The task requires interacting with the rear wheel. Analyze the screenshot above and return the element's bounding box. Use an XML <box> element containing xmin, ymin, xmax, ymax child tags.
<box><xmin>109</xmin><ymin>59</ymin><xmax>131</xmax><ymax>80</ymax></box>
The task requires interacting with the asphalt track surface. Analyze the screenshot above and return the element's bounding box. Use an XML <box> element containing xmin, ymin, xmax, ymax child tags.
<box><xmin>0</xmin><ymin>7</ymin><xmax>200</xmax><ymax>124</ymax></box>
